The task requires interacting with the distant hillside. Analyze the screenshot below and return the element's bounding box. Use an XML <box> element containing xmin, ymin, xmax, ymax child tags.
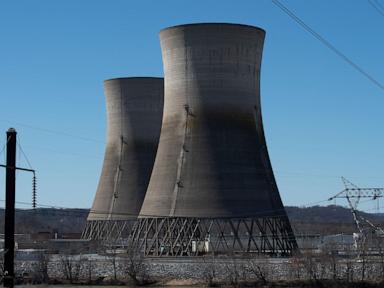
<box><xmin>0</xmin><ymin>208</ymin><xmax>88</xmax><ymax>234</ymax></box>
<box><xmin>286</xmin><ymin>205</ymin><xmax>384</xmax><ymax>235</ymax></box>
<box><xmin>0</xmin><ymin>205</ymin><xmax>383</xmax><ymax>236</ymax></box>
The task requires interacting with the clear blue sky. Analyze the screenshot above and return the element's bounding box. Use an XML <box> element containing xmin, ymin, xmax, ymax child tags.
<box><xmin>0</xmin><ymin>0</ymin><xmax>383</xmax><ymax>212</ymax></box>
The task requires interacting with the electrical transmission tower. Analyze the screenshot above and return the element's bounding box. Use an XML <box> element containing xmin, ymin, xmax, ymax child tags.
<box><xmin>328</xmin><ymin>177</ymin><xmax>384</xmax><ymax>249</ymax></box>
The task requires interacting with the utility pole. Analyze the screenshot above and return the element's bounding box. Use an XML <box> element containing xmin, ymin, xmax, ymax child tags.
<box><xmin>3</xmin><ymin>128</ymin><xmax>16</xmax><ymax>288</ymax></box>
<box><xmin>0</xmin><ymin>128</ymin><xmax>36</xmax><ymax>288</ymax></box>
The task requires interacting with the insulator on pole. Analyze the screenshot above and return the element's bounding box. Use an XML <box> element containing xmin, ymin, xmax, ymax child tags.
<box><xmin>32</xmin><ymin>173</ymin><xmax>37</xmax><ymax>209</ymax></box>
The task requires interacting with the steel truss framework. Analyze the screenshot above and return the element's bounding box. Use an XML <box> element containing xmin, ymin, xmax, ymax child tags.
<box><xmin>82</xmin><ymin>220</ymin><xmax>134</xmax><ymax>242</ymax></box>
<box><xmin>131</xmin><ymin>216</ymin><xmax>298</xmax><ymax>257</ymax></box>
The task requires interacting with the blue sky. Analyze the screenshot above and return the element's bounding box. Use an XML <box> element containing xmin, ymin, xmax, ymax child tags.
<box><xmin>0</xmin><ymin>0</ymin><xmax>383</xmax><ymax>212</ymax></box>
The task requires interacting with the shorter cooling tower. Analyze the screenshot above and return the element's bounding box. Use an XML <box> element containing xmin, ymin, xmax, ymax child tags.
<box><xmin>82</xmin><ymin>77</ymin><xmax>163</xmax><ymax>241</ymax></box>
<box><xmin>132</xmin><ymin>23</ymin><xmax>297</xmax><ymax>256</ymax></box>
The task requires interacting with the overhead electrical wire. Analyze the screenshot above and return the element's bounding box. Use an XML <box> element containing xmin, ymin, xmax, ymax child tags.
<box><xmin>0</xmin><ymin>135</ymin><xmax>11</xmax><ymax>158</ymax></box>
<box><xmin>0</xmin><ymin>139</ymin><xmax>6</xmax><ymax>156</ymax></box>
<box><xmin>17</xmin><ymin>136</ymin><xmax>33</xmax><ymax>170</ymax></box>
<box><xmin>0</xmin><ymin>197</ymin><xmax>334</xmax><ymax>219</ymax></box>
<box><xmin>4</xmin><ymin>131</ymin><xmax>379</xmax><ymax>180</ymax></box>
<box><xmin>4</xmin><ymin>134</ymin><xmax>378</xmax><ymax>214</ymax></box>
<box><xmin>376</xmin><ymin>0</ymin><xmax>384</xmax><ymax>11</ymax></box>
<box><xmin>0</xmin><ymin>122</ymin><xmax>104</xmax><ymax>161</ymax></box>
<box><xmin>271</xmin><ymin>0</ymin><xmax>384</xmax><ymax>91</ymax></box>
<box><xmin>20</xmin><ymin>144</ymin><xmax>103</xmax><ymax>160</ymax></box>
<box><xmin>368</xmin><ymin>0</ymin><xmax>384</xmax><ymax>17</ymax></box>
<box><xmin>0</xmin><ymin>119</ymin><xmax>105</xmax><ymax>144</ymax></box>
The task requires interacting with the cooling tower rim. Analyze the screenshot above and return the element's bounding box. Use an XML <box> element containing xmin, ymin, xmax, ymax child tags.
<box><xmin>104</xmin><ymin>76</ymin><xmax>163</xmax><ymax>83</ymax></box>
<box><xmin>160</xmin><ymin>22</ymin><xmax>265</xmax><ymax>34</ymax></box>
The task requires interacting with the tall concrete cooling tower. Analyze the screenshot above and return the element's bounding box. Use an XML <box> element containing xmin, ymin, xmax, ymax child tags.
<box><xmin>82</xmin><ymin>77</ymin><xmax>164</xmax><ymax>241</ymax></box>
<box><xmin>133</xmin><ymin>23</ymin><xmax>297</xmax><ymax>256</ymax></box>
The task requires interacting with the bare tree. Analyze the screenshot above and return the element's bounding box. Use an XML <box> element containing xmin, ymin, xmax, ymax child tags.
<box><xmin>322</xmin><ymin>241</ymin><xmax>339</xmax><ymax>280</ymax></box>
<box><xmin>201</xmin><ymin>254</ymin><xmax>217</xmax><ymax>287</ymax></box>
<box><xmin>59</xmin><ymin>254</ymin><xmax>85</xmax><ymax>283</ymax></box>
<box><xmin>359</xmin><ymin>239</ymin><xmax>368</xmax><ymax>281</ymax></box>
<box><xmin>302</xmin><ymin>250</ymin><xmax>319</xmax><ymax>281</ymax></box>
<box><xmin>246</xmin><ymin>256</ymin><xmax>269</xmax><ymax>285</ymax></box>
<box><xmin>32</xmin><ymin>253</ymin><xmax>49</xmax><ymax>283</ymax></box>
<box><xmin>317</xmin><ymin>253</ymin><xmax>328</xmax><ymax>280</ymax></box>
<box><xmin>344</xmin><ymin>258</ymin><xmax>354</xmax><ymax>282</ymax></box>
<box><xmin>107</xmin><ymin>248</ymin><xmax>118</xmax><ymax>282</ymax></box>
<box><xmin>121</xmin><ymin>241</ymin><xmax>151</xmax><ymax>285</ymax></box>
<box><xmin>224</xmin><ymin>258</ymin><xmax>242</xmax><ymax>287</ymax></box>
<box><xmin>83</xmin><ymin>256</ymin><xmax>93</xmax><ymax>284</ymax></box>
<box><xmin>0</xmin><ymin>253</ymin><xmax>4</xmax><ymax>283</ymax></box>
<box><xmin>100</xmin><ymin>238</ymin><xmax>119</xmax><ymax>282</ymax></box>
<box><xmin>289</xmin><ymin>252</ymin><xmax>304</xmax><ymax>281</ymax></box>
<box><xmin>374</xmin><ymin>235</ymin><xmax>384</xmax><ymax>280</ymax></box>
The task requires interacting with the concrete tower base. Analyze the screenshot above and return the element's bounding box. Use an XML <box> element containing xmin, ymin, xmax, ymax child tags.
<box><xmin>82</xmin><ymin>220</ymin><xmax>135</xmax><ymax>243</ymax></box>
<box><xmin>132</xmin><ymin>216</ymin><xmax>297</xmax><ymax>257</ymax></box>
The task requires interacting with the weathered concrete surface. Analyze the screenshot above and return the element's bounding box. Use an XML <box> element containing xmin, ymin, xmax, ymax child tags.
<box><xmin>88</xmin><ymin>77</ymin><xmax>164</xmax><ymax>221</ymax></box>
<box><xmin>140</xmin><ymin>23</ymin><xmax>289</xmax><ymax>218</ymax></box>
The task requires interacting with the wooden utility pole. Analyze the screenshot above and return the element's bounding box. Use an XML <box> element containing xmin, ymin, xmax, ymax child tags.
<box><xmin>3</xmin><ymin>128</ymin><xmax>16</xmax><ymax>288</ymax></box>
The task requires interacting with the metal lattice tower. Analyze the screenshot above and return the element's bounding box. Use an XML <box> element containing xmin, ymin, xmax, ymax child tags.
<box><xmin>328</xmin><ymin>177</ymin><xmax>384</xmax><ymax>248</ymax></box>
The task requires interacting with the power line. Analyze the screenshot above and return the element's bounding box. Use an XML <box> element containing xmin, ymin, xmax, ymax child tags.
<box><xmin>16</xmin><ymin>136</ymin><xmax>38</xmax><ymax>209</ymax></box>
<box><xmin>360</xmin><ymin>205</ymin><xmax>384</xmax><ymax>214</ymax></box>
<box><xmin>376</xmin><ymin>0</ymin><xmax>384</xmax><ymax>10</ymax></box>
<box><xmin>368</xmin><ymin>0</ymin><xmax>384</xmax><ymax>17</ymax></box>
<box><xmin>299</xmin><ymin>199</ymin><xmax>329</xmax><ymax>207</ymax></box>
<box><xmin>0</xmin><ymin>119</ymin><xmax>105</xmax><ymax>144</ymax></box>
<box><xmin>0</xmin><ymin>197</ymin><xmax>334</xmax><ymax>219</ymax></box>
<box><xmin>17</xmin><ymin>137</ymin><xmax>33</xmax><ymax>170</ymax></box>
<box><xmin>0</xmin><ymin>135</ymin><xmax>11</xmax><ymax>157</ymax></box>
<box><xmin>21</xmin><ymin>144</ymin><xmax>103</xmax><ymax>160</ymax></box>
<box><xmin>271</xmin><ymin>0</ymin><xmax>384</xmax><ymax>91</ymax></box>
<box><xmin>0</xmin><ymin>140</ymin><xmax>6</xmax><ymax>156</ymax></box>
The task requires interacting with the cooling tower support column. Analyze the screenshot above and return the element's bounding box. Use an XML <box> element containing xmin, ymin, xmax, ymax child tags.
<box><xmin>134</xmin><ymin>23</ymin><xmax>297</xmax><ymax>256</ymax></box>
<box><xmin>132</xmin><ymin>217</ymin><xmax>296</xmax><ymax>256</ymax></box>
<box><xmin>82</xmin><ymin>77</ymin><xmax>163</xmax><ymax>243</ymax></box>
<box><xmin>82</xmin><ymin>219</ymin><xmax>133</xmax><ymax>242</ymax></box>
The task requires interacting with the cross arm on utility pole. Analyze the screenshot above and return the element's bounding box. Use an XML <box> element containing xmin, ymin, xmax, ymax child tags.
<box><xmin>0</xmin><ymin>164</ymin><xmax>35</xmax><ymax>174</ymax></box>
<box><xmin>0</xmin><ymin>128</ymin><xmax>37</xmax><ymax>288</ymax></box>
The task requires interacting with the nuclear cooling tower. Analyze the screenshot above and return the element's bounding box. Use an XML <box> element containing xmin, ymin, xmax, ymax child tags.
<box><xmin>82</xmin><ymin>77</ymin><xmax>164</xmax><ymax>241</ymax></box>
<box><xmin>133</xmin><ymin>23</ymin><xmax>297</xmax><ymax>256</ymax></box>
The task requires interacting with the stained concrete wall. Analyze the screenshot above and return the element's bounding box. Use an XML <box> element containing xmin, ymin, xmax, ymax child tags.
<box><xmin>88</xmin><ymin>77</ymin><xmax>164</xmax><ymax>221</ymax></box>
<box><xmin>140</xmin><ymin>23</ymin><xmax>287</xmax><ymax>218</ymax></box>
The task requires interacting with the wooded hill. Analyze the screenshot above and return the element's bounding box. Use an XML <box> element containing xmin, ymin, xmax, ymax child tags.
<box><xmin>0</xmin><ymin>205</ymin><xmax>382</xmax><ymax>235</ymax></box>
